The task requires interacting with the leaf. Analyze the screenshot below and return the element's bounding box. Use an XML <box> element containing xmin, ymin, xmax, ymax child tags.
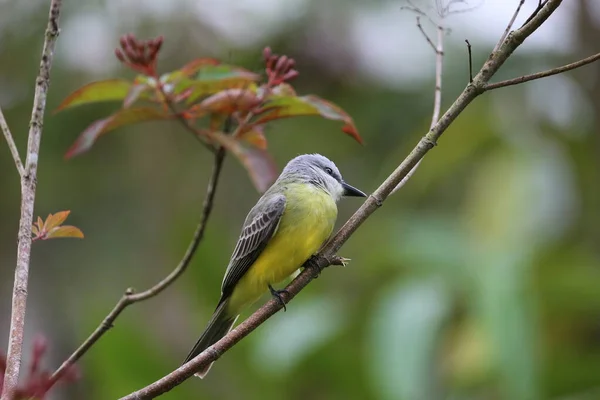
<box><xmin>44</xmin><ymin>210</ymin><xmax>70</xmax><ymax>231</ymax></box>
<box><xmin>178</xmin><ymin>58</ymin><xmax>221</xmax><ymax>77</ymax></box>
<box><xmin>55</xmin><ymin>79</ymin><xmax>133</xmax><ymax>112</ymax></box>
<box><xmin>65</xmin><ymin>107</ymin><xmax>172</xmax><ymax>159</ymax></box>
<box><xmin>37</xmin><ymin>216</ymin><xmax>44</xmax><ymax>230</ymax></box>
<box><xmin>46</xmin><ymin>226</ymin><xmax>84</xmax><ymax>239</ymax></box>
<box><xmin>254</xmin><ymin>95</ymin><xmax>363</xmax><ymax>144</ymax></box>
<box><xmin>123</xmin><ymin>76</ymin><xmax>155</xmax><ymax>108</ymax></box>
<box><xmin>186</xmin><ymin>65</ymin><xmax>260</xmax><ymax>104</ymax></box>
<box><xmin>240</xmin><ymin>127</ymin><xmax>267</xmax><ymax>150</ymax></box>
<box><xmin>187</xmin><ymin>88</ymin><xmax>259</xmax><ymax>118</ymax></box>
<box><xmin>209</xmin><ymin>131</ymin><xmax>277</xmax><ymax>192</ymax></box>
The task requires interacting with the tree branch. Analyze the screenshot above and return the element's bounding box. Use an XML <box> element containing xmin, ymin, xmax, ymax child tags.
<box><xmin>392</xmin><ymin>19</ymin><xmax>445</xmax><ymax>195</ymax></box>
<box><xmin>120</xmin><ymin>1</ymin><xmax>598</xmax><ymax>398</ymax></box>
<box><xmin>1</xmin><ymin>1</ymin><xmax>62</xmax><ymax>399</ymax></box>
<box><xmin>493</xmin><ymin>0</ymin><xmax>525</xmax><ymax>54</ymax></box>
<box><xmin>484</xmin><ymin>51</ymin><xmax>600</xmax><ymax>91</ymax></box>
<box><xmin>43</xmin><ymin>147</ymin><xmax>225</xmax><ymax>390</ymax></box>
<box><xmin>0</xmin><ymin>107</ymin><xmax>24</xmax><ymax>177</ymax></box>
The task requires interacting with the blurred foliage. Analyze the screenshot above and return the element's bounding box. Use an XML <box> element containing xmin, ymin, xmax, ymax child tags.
<box><xmin>1</xmin><ymin>1</ymin><xmax>600</xmax><ymax>400</ymax></box>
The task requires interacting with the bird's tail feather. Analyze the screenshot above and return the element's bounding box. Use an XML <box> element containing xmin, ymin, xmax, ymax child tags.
<box><xmin>183</xmin><ymin>298</ymin><xmax>237</xmax><ymax>378</ymax></box>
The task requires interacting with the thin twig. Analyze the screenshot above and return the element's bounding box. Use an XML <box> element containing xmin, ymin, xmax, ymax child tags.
<box><xmin>120</xmin><ymin>2</ymin><xmax>575</xmax><ymax>398</ymax></box>
<box><xmin>44</xmin><ymin>148</ymin><xmax>226</xmax><ymax>391</ymax></box>
<box><xmin>392</xmin><ymin>21</ymin><xmax>445</xmax><ymax>195</ymax></box>
<box><xmin>493</xmin><ymin>0</ymin><xmax>525</xmax><ymax>54</ymax></box>
<box><xmin>1</xmin><ymin>1</ymin><xmax>62</xmax><ymax>399</ymax></box>
<box><xmin>484</xmin><ymin>52</ymin><xmax>600</xmax><ymax>91</ymax></box>
<box><xmin>416</xmin><ymin>17</ymin><xmax>438</xmax><ymax>52</ymax></box>
<box><xmin>465</xmin><ymin>40</ymin><xmax>473</xmax><ymax>83</ymax></box>
<box><xmin>0</xmin><ymin>107</ymin><xmax>24</xmax><ymax>176</ymax></box>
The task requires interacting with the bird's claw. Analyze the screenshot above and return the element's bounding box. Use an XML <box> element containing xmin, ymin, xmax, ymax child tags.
<box><xmin>268</xmin><ymin>284</ymin><xmax>289</xmax><ymax>312</ymax></box>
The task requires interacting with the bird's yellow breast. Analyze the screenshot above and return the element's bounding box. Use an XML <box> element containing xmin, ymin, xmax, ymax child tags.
<box><xmin>227</xmin><ymin>183</ymin><xmax>337</xmax><ymax>313</ymax></box>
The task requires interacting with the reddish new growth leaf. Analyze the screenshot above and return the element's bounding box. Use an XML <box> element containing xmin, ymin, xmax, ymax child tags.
<box><xmin>263</xmin><ymin>47</ymin><xmax>299</xmax><ymax>87</ymax></box>
<box><xmin>32</xmin><ymin>210</ymin><xmax>84</xmax><ymax>242</ymax></box>
<box><xmin>0</xmin><ymin>335</ymin><xmax>80</xmax><ymax>399</ymax></box>
<box><xmin>115</xmin><ymin>33</ymin><xmax>164</xmax><ymax>77</ymax></box>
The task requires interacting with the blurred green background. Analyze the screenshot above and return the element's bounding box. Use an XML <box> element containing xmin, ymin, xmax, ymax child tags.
<box><xmin>1</xmin><ymin>0</ymin><xmax>600</xmax><ymax>399</ymax></box>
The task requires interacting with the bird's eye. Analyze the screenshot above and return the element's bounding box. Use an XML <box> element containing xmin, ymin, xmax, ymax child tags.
<box><xmin>324</xmin><ymin>167</ymin><xmax>333</xmax><ymax>175</ymax></box>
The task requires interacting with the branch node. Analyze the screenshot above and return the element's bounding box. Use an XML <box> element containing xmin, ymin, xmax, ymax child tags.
<box><xmin>125</xmin><ymin>287</ymin><xmax>135</xmax><ymax>295</ymax></box>
<box><xmin>369</xmin><ymin>194</ymin><xmax>383</xmax><ymax>207</ymax></box>
<box><xmin>422</xmin><ymin>137</ymin><xmax>437</xmax><ymax>148</ymax></box>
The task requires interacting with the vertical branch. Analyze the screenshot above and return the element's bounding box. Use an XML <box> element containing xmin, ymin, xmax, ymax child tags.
<box><xmin>391</xmin><ymin>21</ymin><xmax>445</xmax><ymax>194</ymax></box>
<box><xmin>0</xmin><ymin>108</ymin><xmax>24</xmax><ymax>176</ymax></box>
<box><xmin>1</xmin><ymin>1</ymin><xmax>62</xmax><ymax>399</ymax></box>
<box><xmin>493</xmin><ymin>0</ymin><xmax>525</xmax><ymax>53</ymax></box>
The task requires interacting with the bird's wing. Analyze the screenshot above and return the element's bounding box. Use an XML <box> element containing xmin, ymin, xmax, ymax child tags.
<box><xmin>220</xmin><ymin>194</ymin><xmax>286</xmax><ymax>298</ymax></box>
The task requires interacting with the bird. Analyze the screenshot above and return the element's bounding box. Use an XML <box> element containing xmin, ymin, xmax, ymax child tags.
<box><xmin>183</xmin><ymin>153</ymin><xmax>366</xmax><ymax>378</ymax></box>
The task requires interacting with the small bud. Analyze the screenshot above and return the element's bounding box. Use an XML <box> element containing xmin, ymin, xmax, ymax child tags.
<box><xmin>119</xmin><ymin>35</ymin><xmax>128</xmax><ymax>50</ymax></box>
<box><xmin>262</xmin><ymin>47</ymin><xmax>272</xmax><ymax>62</ymax></box>
<box><xmin>33</xmin><ymin>336</ymin><xmax>48</xmax><ymax>359</ymax></box>
<box><xmin>282</xmin><ymin>69</ymin><xmax>299</xmax><ymax>82</ymax></box>
<box><xmin>286</xmin><ymin>58</ymin><xmax>296</xmax><ymax>71</ymax></box>
<box><xmin>267</xmin><ymin>55</ymin><xmax>278</xmax><ymax>71</ymax></box>
<box><xmin>115</xmin><ymin>48</ymin><xmax>126</xmax><ymax>63</ymax></box>
<box><xmin>275</xmin><ymin>55</ymin><xmax>288</xmax><ymax>73</ymax></box>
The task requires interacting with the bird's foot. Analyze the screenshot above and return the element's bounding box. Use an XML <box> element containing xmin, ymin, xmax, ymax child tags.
<box><xmin>268</xmin><ymin>284</ymin><xmax>289</xmax><ymax>312</ymax></box>
<box><xmin>306</xmin><ymin>255</ymin><xmax>324</xmax><ymax>277</ymax></box>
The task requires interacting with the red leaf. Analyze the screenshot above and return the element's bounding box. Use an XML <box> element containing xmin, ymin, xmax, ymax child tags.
<box><xmin>188</xmin><ymin>88</ymin><xmax>260</xmax><ymax>118</ymax></box>
<box><xmin>240</xmin><ymin>127</ymin><xmax>268</xmax><ymax>150</ymax></box>
<box><xmin>43</xmin><ymin>211</ymin><xmax>70</xmax><ymax>231</ymax></box>
<box><xmin>254</xmin><ymin>95</ymin><xmax>363</xmax><ymax>144</ymax></box>
<box><xmin>209</xmin><ymin>132</ymin><xmax>277</xmax><ymax>192</ymax></box>
<box><xmin>55</xmin><ymin>79</ymin><xmax>132</xmax><ymax>112</ymax></box>
<box><xmin>65</xmin><ymin>107</ymin><xmax>172</xmax><ymax>158</ymax></box>
<box><xmin>45</xmin><ymin>226</ymin><xmax>84</xmax><ymax>240</ymax></box>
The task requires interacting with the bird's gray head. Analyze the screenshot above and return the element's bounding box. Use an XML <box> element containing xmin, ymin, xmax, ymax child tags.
<box><xmin>278</xmin><ymin>154</ymin><xmax>366</xmax><ymax>202</ymax></box>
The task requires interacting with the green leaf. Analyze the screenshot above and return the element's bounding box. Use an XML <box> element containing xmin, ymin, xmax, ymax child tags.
<box><xmin>208</xmin><ymin>131</ymin><xmax>277</xmax><ymax>192</ymax></box>
<box><xmin>123</xmin><ymin>76</ymin><xmax>156</xmax><ymax>108</ymax></box>
<box><xmin>65</xmin><ymin>107</ymin><xmax>172</xmax><ymax>158</ymax></box>
<box><xmin>254</xmin><ymin>95</ymin><xmax>363</xmax><ymax>144</ymax></box>
<box><xmin>55</xmin><ymin>79</ymin><xmax>133</xmax><ymax>112</ymax></box>
<box><xmin>46</xmin><ymin>225</ymin><xmax>84</xmax><ymax>239</ymax></box>
<box><xmin>185</xmin><ymin>65</ymin><xmax>260</xmax><ymax>104</ymax></box>
<box><xmin>44</xmin><ymin>210</ymin><xmax>71</xmax><ymax>231</ymax></box>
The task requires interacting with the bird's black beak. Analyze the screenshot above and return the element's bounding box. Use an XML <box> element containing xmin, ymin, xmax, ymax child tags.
<box><xmin>342</xmin><ymin>181</ymin><xmax>367</xmax><ymax>197</ymax></box>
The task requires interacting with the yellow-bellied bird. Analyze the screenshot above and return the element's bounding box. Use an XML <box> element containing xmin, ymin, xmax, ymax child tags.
<box><xmin>183</xmin><ymin>154</ymin><xmax>366</xmax><ymax>377</ymax></box>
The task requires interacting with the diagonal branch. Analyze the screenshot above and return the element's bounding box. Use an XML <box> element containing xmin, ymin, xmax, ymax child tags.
<box><xmin>44</xmin><ymin>147</ymin><xmax>226</xmax><ymax>391</ymax></box>
<box><xmin>0</xmin><ymin>107</ymin><xmax>24</xmax><ymax>177</ymax></box>
<box><xmin>484</xmin><ymin>51</ymin><xmax>600</xmax><ymax>91</ymax></box>
<box><xmin>120</xmin><ymin>1</ymin><xmax>597</xmax><ymax>398</ymax></box>
<box><xmin>1</xmin><ymin>0</ymin><xmax>62</xmax><ymax>399</ymax></box>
